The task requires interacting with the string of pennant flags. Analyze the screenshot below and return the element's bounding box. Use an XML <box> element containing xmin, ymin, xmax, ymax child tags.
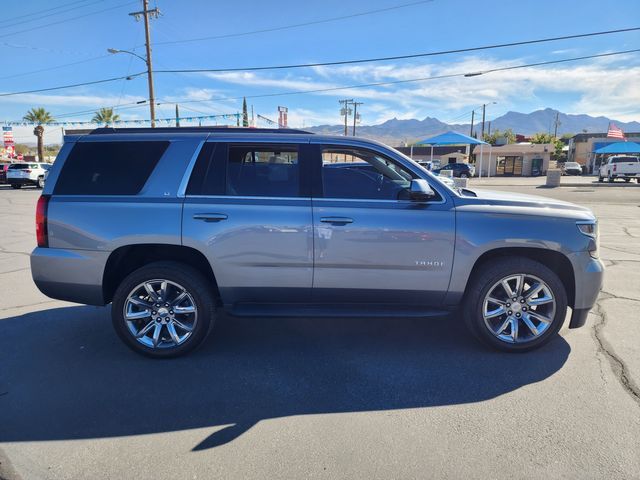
<box><xmin>2</xmin><ymin>113</ymin><xmax>241</xmax><ymax>128</ymax></box>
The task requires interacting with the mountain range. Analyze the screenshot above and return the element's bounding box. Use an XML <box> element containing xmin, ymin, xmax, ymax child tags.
<box><xmin>307</xmin><ymin>108</ymin><xmax>640</xmax><ymax>146</ymax></box>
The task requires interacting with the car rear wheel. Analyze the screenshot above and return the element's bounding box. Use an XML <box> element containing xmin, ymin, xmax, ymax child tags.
<box><xmin>111</xmin><ymin>261</ymin><xmax>216</xmax><ymax>358</ymax></box>
<box><xmin>460</xmin><ymin>173</ymin><xmax>468</xmax><ymax>178</ymax></box>
<box><xmin>464</xmin><ymin>257</ymin><xmax>567</xmax><ymax>352</ymax></box>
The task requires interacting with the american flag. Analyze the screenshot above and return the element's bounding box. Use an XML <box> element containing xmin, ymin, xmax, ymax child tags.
<box><xmin>607</xmin><ymin>122</ymin><xmax>626</xmax><ymax>140</ymax></box>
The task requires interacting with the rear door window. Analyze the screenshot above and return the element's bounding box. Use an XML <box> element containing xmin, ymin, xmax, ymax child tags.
<box><xmin>188</xmin><ymin>143</ymin><xmax>302</xmax><ymax>197</ymax></box>
<box><xmin>611</xmin><ymin>157</ymin><xmax>639</xmax><ymax>163</ymax></box>
<box><xmin>54</xmin><ymin>141</ymin><xmax>169</xmax><ymax>195</ymax></box>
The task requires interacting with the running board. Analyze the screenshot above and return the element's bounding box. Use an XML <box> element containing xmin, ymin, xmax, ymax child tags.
<box><xmin>227</xmin><ymin>303</ymin><xmax>451</xmax><ymax>318</ymax></box>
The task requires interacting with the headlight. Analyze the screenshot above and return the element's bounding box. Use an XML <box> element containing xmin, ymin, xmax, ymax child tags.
<box><xmin>577</xmin><ymin>222</ymin><xmax>597</xmax><ymax>238</ymax></box>
<box><xmin>577</xmin><ymin>221</ymin><xmax>599</xmax><ymax>258</ymax></box>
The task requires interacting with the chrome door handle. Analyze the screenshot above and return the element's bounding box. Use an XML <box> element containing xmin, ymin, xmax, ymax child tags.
<box><xmin>320</xmin><ymin>216</ymin><xmax>354</xmax><ymax>224</ymax></box>
<box><xmin>193</xmin><ymin>213</ymin><xmax>228</xmax><ymax>222</ymax></box>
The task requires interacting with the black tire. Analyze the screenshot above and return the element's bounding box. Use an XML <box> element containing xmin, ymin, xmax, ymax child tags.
<box><xmin>111</xmin><ymin>261</ymin><xmax>216</xmax><ymax>358</ymax></box>
<box><xmin>460</xmin><ymin>173</ymin><xmax>468</xmax><ymax>178</ymax></box>
<box><xmin>36</xmin><ymin>176</ymin><xmax>44</xmax><ymax>189</ymax></box>
<box><xmin>624</xmin><ymin>178</ymin><xmax>630</xmax><ymax>183</ymax></box>
<box><xmin>598</xmin><ymin>175</ymin><xmax>603</xmax><ymax>183</ymax></box>
<box><xmin>463</xmin><ymin>256</ymin><xmax>567</xmax><ymax>352</ymax></box>
<box><xmin>11</xmin><ymin>184</ymin><xmax>21</xmax><ymax>189</ymax></box>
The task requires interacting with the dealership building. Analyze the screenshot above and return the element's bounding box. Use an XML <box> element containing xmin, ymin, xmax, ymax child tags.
<box><xmin>568</xmin><ymin>132</ymin><xmax>640</xmax><ymax>173</ymax></box>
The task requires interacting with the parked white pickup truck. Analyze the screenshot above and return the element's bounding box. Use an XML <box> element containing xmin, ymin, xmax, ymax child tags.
<box><xmin>598</xmin><ymin>155</ymin><xmax>640</xmax><ymax>183</ymax></box>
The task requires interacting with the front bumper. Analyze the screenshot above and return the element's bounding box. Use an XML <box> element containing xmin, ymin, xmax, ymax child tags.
<box><xmin>568</xmin><ymin>253</ymin><xmax>604</xmax><ymax>328</ymax></box>
<box><xmin>30</xmin><ymin>247</ymin><xmax>109</xmax><ymax>305</ymax></box>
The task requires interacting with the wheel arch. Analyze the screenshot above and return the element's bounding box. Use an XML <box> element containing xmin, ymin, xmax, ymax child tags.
<box><xmin>102</xmin><ymin>244</ymin><xmax>220</xmax><ymax>305</ymax></box>
<box><xmin>464</xmin><ymin>247</ymin><xmax>575</xmax><ymax>308</ymax></box>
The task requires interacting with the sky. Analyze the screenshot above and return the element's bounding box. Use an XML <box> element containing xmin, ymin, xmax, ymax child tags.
<box><xmin>1</xmin><ymin>0</ymin><xmax>639</xmax><ymax>144</ymax></box>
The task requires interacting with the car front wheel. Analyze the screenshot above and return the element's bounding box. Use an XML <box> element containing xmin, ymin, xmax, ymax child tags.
<box><xmin>36</xmin><ymin>176</ymin><xmax>44</xmax><ymax>189</ymax></box>
<box><xmin>111</xmin><ymin>261</ymin><xmax>215</xmax><ymax>358</ymax></box>
<box><xmin>464</xmin><ymin>257</ymin><xmax>567</xmax><ymax>352</ymax></box>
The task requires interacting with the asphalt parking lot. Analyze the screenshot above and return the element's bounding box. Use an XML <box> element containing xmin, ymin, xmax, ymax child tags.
<box><xmin>1</xmin><ymin>181</ymin><xmax>639</xmax><ymax>479</ymax></box>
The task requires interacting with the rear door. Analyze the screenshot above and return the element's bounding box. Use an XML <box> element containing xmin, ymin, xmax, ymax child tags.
<box><xmin>310</xmin><ymin>143</ymin><xmax>456</xmax><ymax>306</ymax></box>
<box><xmin>182</xmin><ymin>141</ymin><xmax>314</xmax><ymax>306</ymax></box>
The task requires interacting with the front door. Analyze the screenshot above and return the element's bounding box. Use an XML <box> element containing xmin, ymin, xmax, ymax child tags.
<box><xmin>182</xmin><ymin>141</ymin><xmax>313</xmax><ymax>305</ymax></box>
<box><xmin>311</xmin><ymin>145</ymin><xmax>455</xmax><ymax>306</ymax></box>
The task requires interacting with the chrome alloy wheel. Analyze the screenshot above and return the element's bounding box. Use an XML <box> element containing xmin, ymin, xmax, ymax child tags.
<box><xmin>123</xmin><ymin>279</ymin><xmax>198</xmax><ymax>349</ymax></box>
<box><xmin>482</xmin><ymin>274</ymin><xmax>556</xmax><ymax>344</ymax></box>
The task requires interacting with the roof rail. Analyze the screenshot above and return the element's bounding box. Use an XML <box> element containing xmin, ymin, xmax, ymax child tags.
<box><xmin>87</xmin><ymin>126</ymin><xmax>313</xmax><ymax>135</ymax></box>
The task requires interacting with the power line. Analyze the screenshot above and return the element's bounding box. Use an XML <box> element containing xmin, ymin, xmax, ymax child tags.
<box><xmin>0</xmin><ymin>55</ymin><xmax>109</xmax><ymax>81</ymax></box>
<box><xmin>152</xmin><ymin>0</ymin><xmax>434</xmax><ymax>46</ymax></box>
<box><xmin>0</xmin><ymin>72</ymin><xmax>146</xmax><ymax>97</ymax></box>
<box><xmin>154</xmin><ymin>26</ymin><xmax>640</xmax><ymax>73</ymax></box>
<box><xmin>0</xmin><ymin>0</ymin><xmax>105</xmax><ymax>28</ymax></box>
<box><xmin>0</xmin><ymin>1</ymin><xmax>138</xmax><ymax>39</ymax></box>
<box><xmin>5</xmin><ymin>48</ymin><xmax>637</xmax><ymax>113</ymax></box>
<box><xmin>0</xmin><ymin>0</ymin><xmax>97</xmax><ymax>25</ymax></box>
<box><xmin>155</xmin><ymin>48</ymin><xmax>640</xmax><ymax>105</ymax></box>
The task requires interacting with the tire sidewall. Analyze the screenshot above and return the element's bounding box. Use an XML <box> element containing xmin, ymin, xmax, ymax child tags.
<box><xmin>111</xmin><ymin>262</ymin><xmax>215</xmax><ymax>358</ymax></box>
<box><xmin>464</xmin><ymin>257</ymin><xmax>568</xmax><ymax>352</ymax></box>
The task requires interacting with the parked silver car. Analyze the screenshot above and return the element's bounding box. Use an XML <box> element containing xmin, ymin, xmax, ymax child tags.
<box><xmin>31</xmin><ymin>127</ymin><xmax>603</xmax><ymax>357</ymax></box>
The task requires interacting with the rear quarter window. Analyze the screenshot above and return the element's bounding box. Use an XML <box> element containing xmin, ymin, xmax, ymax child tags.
<box><xmin>54</xmin><ymin>141</ymin><xmax>169</xmax><ymax>195</ymax></box>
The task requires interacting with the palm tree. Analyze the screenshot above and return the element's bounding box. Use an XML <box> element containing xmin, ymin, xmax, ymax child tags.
<box><xmin>92</xmin><ymin>107</ymin><xmax>121</xmax><ymax>126</ymax></box>
<box><xmin>23</xmin><ymin>107</ymin><xmax>54</xmax><ymax>162</ymax></box>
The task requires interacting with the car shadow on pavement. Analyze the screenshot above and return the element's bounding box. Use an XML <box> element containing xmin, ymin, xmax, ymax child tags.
<box><xmin>0</xmin><ymin>305</ymin><xmax>570</xmax><ymax>451</ymax></box>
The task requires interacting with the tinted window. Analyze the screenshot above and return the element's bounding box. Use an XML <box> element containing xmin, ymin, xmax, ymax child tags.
<box><xmin>54</xmin><ymin>141</ymin><xmax>168</xmax><ymax>195</ymax></box>
<box><xmin>9</xmin><ymin>164</ymin><xmax>30</xmax><ymax>170</ymax></box>
<box><xmin>227</xmin><ymin>146</ymin><xmax>299</xmax><ymax>197</ymax></box>
<box><xmin>186</xmin><ymin>142</ymin><xmax>227</xmax><ymax>196</ymax></box>
<box><xmin>611</xmin><ymin>157</ymin><xmax>639</xmax><ymax>163</ymax></box>
<box><xmin>322</xmin><ymin>148</ymin><xmax>415</xmax><ymax>200</ymax></box>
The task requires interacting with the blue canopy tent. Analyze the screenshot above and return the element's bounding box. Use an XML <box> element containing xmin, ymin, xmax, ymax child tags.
<box><xmin>416</xmin><ymin>131</ymin><xmax>490</xmax><ymax>177</ymax></box>
<box><xmin>594</xmin><ymin>142</ymin><xmax>640</xmax><ymax>154</ymax></box>
<box><xmin>593</xmin><ymin>142</ymin><xmax>640</xmax><ymax>171</ymax></box>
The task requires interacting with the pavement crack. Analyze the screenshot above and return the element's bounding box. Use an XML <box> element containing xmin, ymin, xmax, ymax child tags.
<box><xmin>592</xmin><ymin>300</ymin><xmax>640</xmax><ymax>407</ymax></box>
<box><xmin>599</xmin><ymin>290</ymin><xmax>640</xmax><ymax>303</ymax></box>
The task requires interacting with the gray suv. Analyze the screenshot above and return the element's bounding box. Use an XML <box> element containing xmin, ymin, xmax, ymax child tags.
<box><xmin>30</xmin><ymin>127</ymin><xmax>603</xmax><ymax>357</ymax></box>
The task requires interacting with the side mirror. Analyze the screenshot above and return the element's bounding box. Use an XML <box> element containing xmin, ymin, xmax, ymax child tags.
<box><xmin>409</xmin><ymin>179</ymin><xmax>436</xmax><ymax>202</ymax></box>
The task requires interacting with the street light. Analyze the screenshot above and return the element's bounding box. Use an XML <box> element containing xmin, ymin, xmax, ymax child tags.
<box><xmin>108</xmin><ymin>47</ymin><xmax>156</xmax><ymax>127</ymax></box>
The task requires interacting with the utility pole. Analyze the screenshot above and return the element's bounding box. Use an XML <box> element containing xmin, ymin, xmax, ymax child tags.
<box><xmin>175</xmin><ymin>104</ymin><xmax>180</xmax><ymax>127</ymax></box>
<box><xmin>481</xmin><ymin>104</ymin><xmax>486</xmax><ymax>139</ymax></box>
<box><xmin>339</xmin><ymin>99</ymin><xmax>353</xmax><ymax>136</ymax></box>
<box><xmin>129</xmin><ymin>0</ymin><xmax>160</xmax><ymax>127</ymax></box>
<box><xmin>469</xmin><ymin>110</ymin><xmax>475</xmax><ymax>137</ymax></box>
<box><xmin>553</xmin><ymin>111</ymin><xmax>561</xmax><ymax>139</ymax></box>
<box><xmin>352</xmin><ymin>101</ymin><xmax>363</xmax><ymax>136</ymax></box>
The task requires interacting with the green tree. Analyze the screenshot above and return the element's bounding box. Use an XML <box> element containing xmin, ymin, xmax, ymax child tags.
<box><xmin>483</xmin><ymin>128</ymin><xmax>516</xmax><ymax>145</ymax></box>
<box><xmin>92</xmin><ymin>107</ymin><xmax>121</xmax><ymax>126</ymax></box>
<box><xmin>242</xmin><ymin>97</ymin><xmax>249</xmax><ymax>127</ymax></box>
<box><xmin>530</xmin><ymin>132</ymin><xmax>554</xmax><ymax>144</ymax></box>
<box><xmin>23</xmin><ymin>107</ymin><xmax>54</xmax><ymax>162</ymax></box>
